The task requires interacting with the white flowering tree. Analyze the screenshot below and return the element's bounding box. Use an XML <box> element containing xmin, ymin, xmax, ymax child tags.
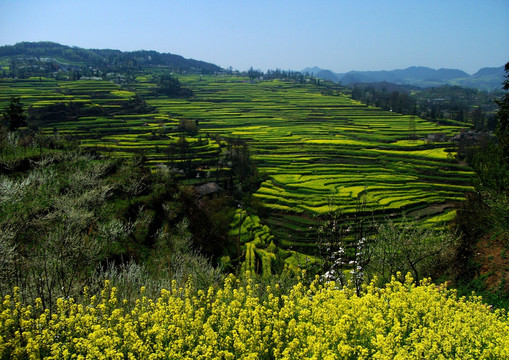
<box><xmin>317</xmin><ymin>195</ymin><xmax>374</xmax><ymax>295</ymax></box>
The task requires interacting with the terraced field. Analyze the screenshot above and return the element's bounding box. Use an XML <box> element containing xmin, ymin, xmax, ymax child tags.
<box><xmin>140</xmin><ymin>76</ymin><xmax>472</xmax><ymax>260</ymax></box>
<box><xmin>1</xmin><ymin>75</ymin><xmax>473</xmax><ymax>269</ymax></box>
<box><xmin>0</xmin><ymin>77</ymin><xmax>179</xmax><ymax>160</ymax></box>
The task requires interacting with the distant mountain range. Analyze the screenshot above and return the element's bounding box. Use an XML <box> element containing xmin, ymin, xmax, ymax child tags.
<box><xmin>302</xmin><ymin>65</ymin><xmax>505</xmax><ymax>91</ymax></box>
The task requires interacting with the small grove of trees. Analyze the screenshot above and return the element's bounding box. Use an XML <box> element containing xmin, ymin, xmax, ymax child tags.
<box><xmin>2</xmin><ymin>97</ymin><xmax>27</xmax><ymax>131</ymax></box>
<box><xmin>370</xmin><ymin>218</ymin><xmax>455</xmax><ymax>284</ymax></box>
<box><xmin>0</xmin><ymin>98</ymin><xmax>85</xmax><ymax>162</ymax></box>
<box><xmin>221</xmin><ymin>138</ymin><xmax>255</xmax><ymax>184</ymax></box>
<box><xmin>349</xmin><ymin>83</ymin><xmax>499</xmax><ymax>130</ymax></box>
<box><xmin>0</xmin><ymin>97</ymin><xmax>43</xmax><ymax>161</ymax></box>
<box><xmin>245</xmin><ymin>67</ymin><xmax>312</xmax><ymax>84</ymax></box>
<box><xmin>350</xmin><ymin>84</ymin><xmax>417</xmax><ymax>115</ymax></box>
<box><xmin>247</xmin><ymin>67</ymin><xmax>263</xmax><ymax>80</ymax></box>
<box><xmin>27</xmin><ymin>95</ymin><xmax>156</xmax><ymax>126</ymax></box>
<box><xmin>153</xmin><ymin>73</ymin><xmax>193</xmax><ymax>97</ymax></box>
<box><xmin>216</xmin><ymin>137</ymin><xmax>258</xmax><ymax>199</ymax></box>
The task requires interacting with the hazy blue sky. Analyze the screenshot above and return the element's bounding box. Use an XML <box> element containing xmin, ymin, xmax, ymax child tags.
<box><xmin>1</xmin><ymin>0</ymin><xmax>508</xmax><ymax>74</ymax></box>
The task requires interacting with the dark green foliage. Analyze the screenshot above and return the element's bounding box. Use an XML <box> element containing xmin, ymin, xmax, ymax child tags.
<box><xmin>495</xmin><ymin>62</ymin><xmax>509</xmax><ymax>160</ymax></box>
<box><xmin>455</xmin><ymin>275</ymin><xmax>509</xmax><ymax>310</ymax></box>
<box><xmin>0</xmin><ymin>41</ymin><xmax>221</xmax><ymax>79</ymax></box>
<box><xmin>179</xmin><ymin>119</ymin><xmax>198</xmax><ymax>135</ymax></box>
<box><xmin>118</xmin><ymin>95</ymin><xmax>157</xmax><ymax>115</ymax></box>
<box><xmin>28</xmin><ymin>101</ymin><xmax>106</xmax><ymax>125</ymax></box>
<box><xmin>2</xmin><ymin>97</ymin><xmax>26</xmax><ymax>130</ymax></box>
<box><xmin>349</xmin><ymin>83</ymin><xmax>500</xmax><ymax>128</ymax></box>
<box><xmin>453</xmin><ymin>176</ymin><xmax>508</xmax><ymax>286</ymax></box>
<box><xmin>168</xmin><ymin>186</ymin><xmax>236</xmax><ymax>261</ymax></box>
<box><xmin>264</xmin><ymin>68</ymin><xmax>307</xmax><ymax>83</ymax></box>
<box><xmin>453</xmin><ymin>192</ymin><xmax>491</xmax><ymax>278</ymax></box>
<box><xmin>350</xmin><ymin>84</ymin><xmax>417</xmax><ymax>115</ymax></box>
<box><xmin>28</xmin><ymin>96</ymin><xmax>155</xmax><ymax>127</ymax></box>
<box><xmin>154</xmin><ymin>73</ymin><xmax>193</xmax><ymax>97</ymax></box>
<box><xmin>247</xmin><ymin>67</ymin><xmax>263</xmax><ymax>80</ymax></box>
<box><xmin>471</xmin><ymin>141</ymin><xmax>509</xmax><ymax>193</ymax></box>
<box><xmin>452</xmin><ymin>62</ymin><xmax>509</xmax><ymax>298</ymax></box>
<box><xmin>219</xmin><ymin>138</ymin><xmax>256</xmax><ymax>192</ymax></box>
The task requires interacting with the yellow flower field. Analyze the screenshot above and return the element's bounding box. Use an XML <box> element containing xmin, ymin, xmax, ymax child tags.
<box><xmin>1</xmin><ymin>274</ymin><xmax>508</xmax><ymax>359</ymax></box>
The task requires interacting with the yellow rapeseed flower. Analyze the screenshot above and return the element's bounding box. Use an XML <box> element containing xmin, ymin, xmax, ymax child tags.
<box><xmin>0</xmin><ymin>276</ymin><xmax>508</xmax><ymax>359</ymax></box>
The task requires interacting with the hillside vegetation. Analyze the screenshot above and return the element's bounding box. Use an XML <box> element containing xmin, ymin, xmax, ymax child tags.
<box><xmin>0</xmin><ymin>41</ymin><xmax>221</xmax><ymax>78</ymax></box>
<box><xmin>1</xmin><ymin>42</ymin><xmax>508</xmax><ymax>359</ymax></box>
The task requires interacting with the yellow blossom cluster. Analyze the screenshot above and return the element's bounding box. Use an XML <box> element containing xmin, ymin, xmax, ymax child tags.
<box><xmin>1</xmin><ymin>274</ymin><xmax>508</xmax><ymax>359</ymax></box>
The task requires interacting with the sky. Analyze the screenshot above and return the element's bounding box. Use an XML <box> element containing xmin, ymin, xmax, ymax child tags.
<box><xmin>0</xmin><ymin>0</ymin><xmax>508</xmax><ymax>74</ymax></box>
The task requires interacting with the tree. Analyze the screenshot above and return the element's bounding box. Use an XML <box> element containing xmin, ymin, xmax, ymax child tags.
<box><xmin>155</xmin><ymin>73</ymin><xmax>193</xmax><ymax>97</ymax></box>
<box><xmin>178</xmin><ymin>135</ymin><xmax>191</xmax><ymax>176</ymax></box>
<box><xmin>369</xmin><ymin>217</ymin><xmax>455</xmax><ymax>284</ymax></box>
<box><xmin>2</xmin><ymin>96</ymin><xmax>27</xmax><ymax>130</ymax></box>
<box><xmin>317</xmin><ymin>195</ymin><xmax>374</xmax><ymax>295</ymax></box>
<box><xmin>465</xmin><ymin>62</ymin><xmax>509</xmax><ymax>195</ymax></box>
<box><xmin>452</xmin><ymin>63</ymin><xmax>509</xmax><ymax>287</ymax></box>
<box><xmin>471</xmin><ymin>106</ymin><xmax>485</xmax><ymax>131</ymax></box>
<box><xmin>495</xmin><ymin>62</ymin><xmax>509</xmax><ymax>160</ymax></box>
<box><xmin>219</xmin><ymin>138</ymin><xmax>255</xmax><ymax>190</ymax></box>
<box><xmin>247</xmin><ymin>67</ymin><xmax>262</xmax><ymax>80</ymax></box>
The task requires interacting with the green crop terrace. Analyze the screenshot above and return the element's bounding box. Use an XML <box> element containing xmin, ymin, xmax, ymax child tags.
<box><xmin>140</xmin><ymin>75</ymin><xmax>472</xmax><ymax>260</ymax></box>
<box><xmin>0</xmin><ymin>75</ymin><xmax>474</xmax><ymax>270</ymax></box>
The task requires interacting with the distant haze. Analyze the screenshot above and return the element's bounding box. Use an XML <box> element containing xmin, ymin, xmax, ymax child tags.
<box><xmin>0</xmin><ymin>0</ymin><xmax>507</xmax><ymax>74</ymax></box>
<box><xmin>303</xmin><ymin>64</ymin><xmax>507</xmax><ymax>89</ymax></box>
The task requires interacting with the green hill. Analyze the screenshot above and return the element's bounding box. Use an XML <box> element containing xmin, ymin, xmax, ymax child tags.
<box><xmin>0</xmin><ymin>41</ymin><xmax>222</xmax><ymax>78</ymax></box>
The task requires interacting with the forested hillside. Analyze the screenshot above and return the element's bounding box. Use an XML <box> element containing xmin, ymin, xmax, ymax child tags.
<box><xmin>0</xmin><ymin>42</ymin><xmax>221</xmax><ymax>80</ymax></box>
<box><xmin>348</xmin><ymin>82</ymin><xmax>500</xmax><ymax>130</ymax></box>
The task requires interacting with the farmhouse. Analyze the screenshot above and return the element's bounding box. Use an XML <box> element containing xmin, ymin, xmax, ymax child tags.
<box><xmin>194</xmin><ymin>182</ymin><xmax>223</xmax><ymax>199</ymax></box>
<box><xmin>427</xmin><ymin>133</ymin><xmax>447</xmax><ymax>142</ymax></box>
